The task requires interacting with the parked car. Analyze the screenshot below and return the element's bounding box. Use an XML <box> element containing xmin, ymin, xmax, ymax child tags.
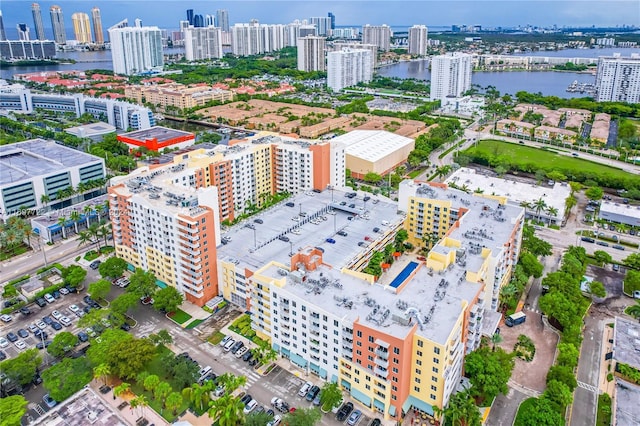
<box><xmin>35</xmin><ymin>298</ymin><xmax>47</xmax><ymax>308</ymax></box>
<box><xmin>43</xmin><ymin>293</ymin><xmax>55</xmax><ymax>303</ymax></box>
<box><xmin>267</xmin><ymin>415</ymin><xmax>282</xmax><ymax>426</ymax></box>
<box><xmin>15</xmin><ymin>340</ymin><xmax>27</xmax><ymax>350</ymax></box>
<box><xmin>36</xmin><ymin>321</ymin><xmax>47</xmax><ymax>330</ymax></box>
<box><xmin>0</xmin><ymin>338</ymin><xmax>9</xmax><ymax>348</ymax></box>
<box><xmin>230</xmin><ymin>341</ymin><xmax>244</xmax><ymax>354</ymax></box>
<box><xmin>347</xmin><ymin>410</ymin><xmax>362</xmax><ymax>426</ymax></box>
<box><xmin>0</xmin><ymin>314</ymin><xmax>13</xmax><ymax>323</ymax></box>
<box><xmin>69</xmin><ymin>304</ymin><xmax>81</xmax><ymax>314</ymax></box>
<box><xmin>220</xmin><ymin>335</ymin><xmax>233</xmax><ymax>347</ymax></box>
<box><xmin>240</xmin><ymin>394</ymin><xmax>253</xmax><ymax>405</ymax></box>
<box><xmin>242</xmin><ymin>350</ymin><xmax>254</xmax><ymax>362</ymax></box>
<box><xmin>336</xmin><ymin>402</ymin><xmax>354</xmax><ymax>422</ymax></box>
<box><xmin>77</xmin><ymin>332</ymin><xmax>89</xmax><ymax>342</ymax></box>
<box><xmin>17</xmin><ymin>329</ymin><xmax>29</xmax><ymax>339</ymax></box>
<box><xmin>243</xmin><ymin>399</ymin><xmax>258</xmax><ymax>414</ymax></box>
<box><xmin>235</xmin><ymin>346</ymin><xmax>249</xmax><ymax>358</ymax></box>
<box><xmin>223</xmin><ymin>339</ymin><xmax>236</xmax><ymax>352</ymax></box>
<box><xmin>43</xmin><ymin>394</ymin><xmax>57</xmax><ymax>408</ymax></box>
<box><xmin>370</xmin><ymin>419</ymin><xmax>382</xmax><ymax>426</ymax></box>
<box><xmin>59</xmin><ymin>316</ymin><xmax>72</xmax><ymax>327</ymax></box>
<box><xmin>6</xmin><ymin>332</ymin><xmax>18</xmax><ymax>342</ymax></box>
<box><xmin>36</xmin><ymin>341</ymin><xmax>52</xmax><ymax>350</ymax></box>
<box><xmin>59</xmin><ymin>287</ymin><xmax>69</xmax><ymax>295</ymax></box>
<box><xmin>0</xmin><ymin>350</ymin><xmax>6</xmax><ymax>360</ymax></box>
<box><xmin>306</xmin><ymin>385</ymin><xmax>320</xmax><ymax>401</ymax></box>
<box><xmin>19</xmin><ymin>307</ymin><xmax>31</xmax><ymax>316</ymax></box>
<box><xmin>89</xmin><ymin>260</ymin><xmax>101</xmax><ymax>270</ymax></box>
<box><xmin>298</xmin><ymin>381</ymin><xmax>313</xmax><ymax>397</ymax></box>
<box><xmin>51</xmin><ymin>310</ymin><xmax>62</xmax><ymax>320</ymax></box>
<box><xmin>51</xmin><ymin>322</ymin><xmax>62</xmax><ymax>331</ymax></box>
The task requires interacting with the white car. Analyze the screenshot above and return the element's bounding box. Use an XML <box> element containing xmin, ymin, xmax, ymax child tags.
<box><xmin>267</xmin><ymin>415</ymin><xmax>282</xmax><ymax>426</ymax></box>
<box><xmin>0</xmin><ymin>337</ymin><xmax>8</xmax><ymax>348</ymax></box>
<box><xmin>68</xmin><ymin>305</ymin><xmax>81</xmax><ymax>314</ymax></box>
<box><xmin>36</xmin><ymin>321</ymin><xmax>47</xmax><ymax>329</ymax></box>
<box><xmin>51</xmin><ymin>310</ymin><xmax>63</xmax><ymax>320</ymax></box>
<box><xmin>235</xmin><ymin>346</ymin><xmax>248</xmax><ymax>358</ymax></box>
<box><xmin>0</xmin><ymin>314</ymin><xmax>13</xmax><ymax>323</ymax></box>
<box><xmin>15</xmin><ymin>340</ymin><xmax>27</xmax><ymax>350</ymax></box>
<box><xmin>298</xmin><ymin>381</ymin><xmax>313</xmax><ymax>397</ymax></box>
<box><xmin>44</xmin><ymin>293</ymin><xmax>55</xmax><ymax>303</ymax></box>
<box><xmin>59</xmin><ymin>287</ymin><xmax>69</xmax><ymax>295</ymax></box>
<box><xmin>59</xmin><ymin>316</ymin><xmax>72</xmax><ymax>326</ymax></box>
<box><xmin>220</xmin><ymin>335</ymin><xmax>233</xmax><ymax>347</ymax></box>
<box><xmin>243</xmin><ymin>399</ymin><xmax>258</xmax><ymax>414</ymax></box>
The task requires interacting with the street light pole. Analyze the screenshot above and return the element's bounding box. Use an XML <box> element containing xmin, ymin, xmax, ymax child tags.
<box><xmin>40</xmin><ymin>235</ymin><xmax>48</xmax><ymax>267</ymax></box>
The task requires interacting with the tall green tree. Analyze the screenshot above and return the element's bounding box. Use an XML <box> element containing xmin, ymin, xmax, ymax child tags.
<box><xmin>319</xmin><ymin>382</ymin><xmax>343</xmax><ymax>412</ymax></box>
<box><xmin>154</xmin><ymin>381</ymin><xmax>172</xmax><ymax>404</ymax></box>
<box><xmin>519</xmin><ymin>252</ymin><xmax>544</xmax><ymax>278</ymax></box>
<box><xmin>0</xmin><ymin>395</ymin><xmax>28</xmax><ymax>426</ymax></box>
<box><xmin>62</xmin><ymin>264</ymin><xmax>87</xmax><ymax>289</ymax></box>
<box><xmin>0</xmin><ymin>348</ymin><xmax>42</xmax><ymax>386</ymax></box>
<box><xmin>182</xmin><ymin>382</ymin><xmax>213</xmax><ymax>412</ymax></box>
<box><xmin>441</xmin><ymin>389</ymin><xmax>482</xmax><ymax>426</ymax></box>
<box><xmin>107</xmin><ymin>338</ymin><xmax>156</xmax><ymax>379</ymax></box>
<box><xmin>585</xmin><ymin>186</ymin><xmax>604</xmax><ymax>201</ymax></box>
<box><xmin>153</xmin><ymin>286</ymin><xmax>184</xmax><ymax>313</ymax></box>
<box><xmin>98</xmin><ymin>257</ymin><xmax>128</xmax><ymax>279</ymax></box>
<box><xmin>86</xmin><ymin>328</ymin><xmax>133</xmax><ymax>367</ymax></box>
<box><xmin>47</xmin><ymin>331</ymin><xmax>79</xmax><ymax>358</ymax></box>
<box><xmin>42</xmin><ymin>357</ymin><xmax>93</xmax><ymax>401</ymax></box>
<box><xmin>208</xmin><ymin>394</ymin><xmax>246</xmax><ymax>426</ymax></box>
<box><xmin>128</xmin><ymin>268</ymin><xmax>158</xmax><ymax>297</ymax></box>
<box><xmin>88</xmin><ymin>279</ymin><xmax>111</xmax><ymax>301</ymax></box>
<box><xmin>515</xmin><ymin>397</ymin><xmax>564</xmax><ymax>426</ymax></box>
<box><xmin>93</xmin><ymin>363</ymin><xmax>111</xmax><ymax>386</ymax></box>
<box><xmin>165</xmin><ymin>391</ymin><xmax>183</xmax><ymax>415</ymax></box>
<box><xmin>143</xmin><ymin>374</ymin><xmax>161</xmax><ymax>393</ymax></box>
<box><xmin>283</xmin><ymin>407</ymin><xmax>322</xmax><ymax>426</ymax></box>
<box><xmin>543</xmin><ymin>380</ymin><xmax>573</xmax><ymax>408</ymax></box>
<box><xmin>464</xmin><ymin>347</ymin><xmax>515</xmax><ymax>403</ymax></box>
<box><xmin>245</xmin><ymin>412</ymin><xmax>274</xmax><ymax>426</ymax></box>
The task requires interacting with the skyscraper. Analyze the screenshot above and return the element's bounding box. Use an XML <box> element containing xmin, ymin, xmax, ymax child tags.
<box><xmin>429</xmin><ymin>52</ymin><xmax>473</xmax><ymax>101</ymax></box>
<box><xmin>109</xmin><ymin>26</ymin><xmax>164</xmax><ymax>75</ymax></box>
<box><xmin>205</xmin><ymin>14</ymin><xmax>215</xmax><ymax>27</ymax></box>
<box><xmin>595</xmin><ymin>56</ymin><xmax>640</xmax><ymax>103</ymax></box>
<box><xmin>327</xmin><ymin>48</ymin><xmax>373</xmax><ymax>91</ymax></box>
<box><xmin>184</xmin><ymin>26</ymin><xmax>223</xmax><ymax>61</ymax></box>
<box><xmin>91</xmin><ymin>7</ymin><xmax>104</xmax><ymax>44</ymax></box>
<box><xmin>186</xmin><ymin>9</ymin><xmax>194</xmax><ymax>26</ymax></box>
<box><xmin>31</xmin><ymin>3</ymin><xmax>46</xmax><ymax>40</ymax></box>
<box><xmin>216</xmin><ymin>9</ymin><xmax>229</xmax><ymax>32</ymax></box>
<box><xmin>0</xmin><ymin>11</ymin><xmax>5</xmax><ymax>41</ymax></box>
<box><xmin>17</xmin><ymin>23</ymin><xmax>30</xmax><ymax>41</ymax></box>
<box><xmin>362</xmin><ymin>24</ymin><xmax>391</xmax><ymax>52</ymax></box>
<box><xmin>328</xmin><ymin>12</ymin><xmax>335</xmax><ymax>30</ymax></box>
<box><xmin>49</xmin><ymin>5</ymin><xmax>66</xmax><ymax>44</ymax></box>
<box><xmin>193</xmin><ymin>14</ymin><xmax>204</xmax><ymax>28</ymax></box>
<box><xmin>72</xmin><ymin>12</ymin><xmax>92</xmax><ymax>44</ymax></box>
<box><xmin>408</xmin><ymin>25</ymin><xmax>428</xmax><ymax>56</ymax></box>
<box><xmin>310</xmin><ymin>16</ymin><xmax>332</xmax><ymax>36</ymax></box>
<box><xmin>297</xmin><ymin>36</ymin><xmax>326</xmax><ymax>72</ymax></box>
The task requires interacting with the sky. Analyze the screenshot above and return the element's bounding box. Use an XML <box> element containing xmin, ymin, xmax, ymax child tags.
<box><xmin>2</xmin><ymin>0</ymin><xmax>638</xmax><ymax>35</ymax></box>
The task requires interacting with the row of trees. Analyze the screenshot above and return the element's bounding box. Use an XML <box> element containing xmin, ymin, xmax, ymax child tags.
<box><xmin>363</xmin><ymin>230</ymin><xmax>409</xmax><ymax>277</ymax></box>
<box><xmin>408</xmin><ymin>119</ymin><xmax>462</xmax><ymax>167</ymax></box>
<box><xmin>0</xmin><ymin>217</ymin><xmax>32</xmax><ymax>258</ymax></box>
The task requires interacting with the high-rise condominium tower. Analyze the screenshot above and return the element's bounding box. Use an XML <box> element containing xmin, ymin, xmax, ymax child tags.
<box><xmin>595</xmin><ymin>55</ymin><xmax>640</xmax><ymax>103</ymax></box>
<box><xmin>327</xmin><ymin>48</ymin><xmax>373</xmax><ymax>91</ymax></box>
<box><xmin>72</xmin><ymin>12</ymin><xmax>92</xmax><ymax>44</ymax></box>
<box><xmin>17</xmin><ymin>23</ymin><xmax>30</xmax><ymax>41</ymax></box>
<box><xmin>297</xmin><ymin>36</ymin><xmax>326</xmax><ymax>72</ymax></box>
<box><xmin>362</xmin><ymin>24</ymin><xmax>391</xmax><ymax>51</ymax></box>
<box><xmin>184</xmin><ymin>26</ymin><xmax>223</xmax><ymax>61</ymax></box>
<box><xmin>408</xmin><ymin>25</ymin><xmax>428</xmax><ymax>56</ymax></box>
<box><xmin>91</xmin><ymin>7</ymin><xmax>104</xmax><ymax>44</ymax></box>
<box><xmin>310</xmin><ymin>16</ymin><xmax>332</xmax><ymax>36</ymax></box>
<box><xmin>109</xmin><ymin>26</ymin><xmax>164</xmax><ymax>75</ymax></box>
<box><xmin>31</xmin><ymin>3</ymin><xmax>46</xmax><ymax>40</ymax></box>
<box><xmin>0</xmin><ymin>11</ymin><xmax>6</xmax><ymax>41</ymax></box>
<box><xmin>429</xmin><ymin>52</ymin><xmax>473</xmax><ymax>101</ymax></box>
<box><xmin>216</xmin><ymin>9</ymin><xmax>229</xmax><ymax>32</ymax></box>
<box><xmin>49</xmin><ymin>5</ymin><xmax>66</xmax><ymax>44</ymax></box>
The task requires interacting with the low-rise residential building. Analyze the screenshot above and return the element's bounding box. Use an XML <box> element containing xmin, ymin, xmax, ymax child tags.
<box><xmin>125</xmin><ymin>82</ymin><xmax>234</xmax><ymax>111</ymax></box>
<box><xmin>0</xmin><ymin>139</ymin><xmax>106</xmax><ymax>222</ymax></box>
<box><xmin>496</xmin><ymin>119</ymin><xmax>535</xmax><ymax>139</ymax></box>
<box><xmin>590</xmin><ymin>113</ymin><xmax>611</xmax><ymax>144</ymax></box>
<box><xmin>331</xmin><ymin>130</ymin><xmax>415</xmax><ymax>179</ymax></box>
<box><xmin>533</xmin><ymin>125</ymin><xmax>577</xmax><ymax>143</ymax></box>
<box><xmin>598</xmin><ymin>201</ymin><xmax>640</xmax><ymax>228</ymax></box>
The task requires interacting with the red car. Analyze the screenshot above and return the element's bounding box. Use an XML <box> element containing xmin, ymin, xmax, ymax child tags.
<box><xmin>417</xmin><ymin>256</ymin><xmax>426</xmax><ymax>261</ymax></box>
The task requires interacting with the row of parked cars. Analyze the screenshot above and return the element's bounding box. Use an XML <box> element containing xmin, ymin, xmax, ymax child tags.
<box><xmin>220</xmin><ymin>335</ymin><xmax>258</xmax><ymax>366</ymax></box>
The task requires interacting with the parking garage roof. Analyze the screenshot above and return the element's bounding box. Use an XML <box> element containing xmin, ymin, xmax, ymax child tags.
<box><xmin>0</xmin><ymin>139</ymin><xmax>103</xmax><ymax>186</ymax></box>
<box><xmin>613</xmin><ymin>316</ymin><xmax>640</xmax><ymax>370</ymax></box>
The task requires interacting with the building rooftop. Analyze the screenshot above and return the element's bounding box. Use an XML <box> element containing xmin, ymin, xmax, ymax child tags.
<box><xmin>119</xmin><ymin>126</ymin><xmax>193</xmax><ymax>143</ymax></box>
<box><xmin>599</xmin><ymin>201</ymin><xmax>640</xmax><ymax>219</ymax></box>
<box><xmin>613</xmin><ymin>316</ymin><xmax>640</xmax><ymax>370</ymax></box>
<box><xmin>265</xmin><ymin>255</ymin><xmax>480</xmax><ymax>344</ymax></box>
<box><xmin>65</xmin><ymin>122</ymin><xmax>116</xmax><ymax>138</ymax></box>
<box><xmin>446</xmin><ymin>167</ymin><xmax>569</xmax><ymax>221</ymax></box>
<box><xmin>614</xmin><ymin>379</ymin><xmax>640</xmax><ymax>426</ymax></box>
<box><xmin>335</xmin><ymin>130</ymin><xmax>414</xmax><ymax>162</ymax></box>
<box><xmin>217</xmin><ymin>188</ymin><xmax>404</xmax><ymax>271</ymax></box>
<box><xmin>34</xmin><ymin>387</ymin><xmax>128</xmax><ymax>426</ymax></box>
<box><xmin>0</xmin><ymin>139</ymin><xmax>103</xmax><ymax>186</ymax></box>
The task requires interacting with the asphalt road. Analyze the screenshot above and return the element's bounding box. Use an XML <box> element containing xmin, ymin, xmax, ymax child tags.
<box><xmin>569</xmin><ymin>315</ymin><xmax>603</xmax><ymax>426</ymax></box>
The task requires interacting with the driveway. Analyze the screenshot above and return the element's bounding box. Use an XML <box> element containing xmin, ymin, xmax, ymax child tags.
<box><xmin>497</xmin><ymin>310</ymin><xmax>559</xmax><ymax>393</ymax></box>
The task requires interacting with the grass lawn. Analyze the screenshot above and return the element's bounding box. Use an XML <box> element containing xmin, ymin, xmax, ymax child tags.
<box><xmin>0</xmin><ymin>245</ymin><xmax>29</xmax><ymax>261</ymax></box>
<box><xmin>185</xmin><ymin>319</ymin><xmax>204</xmax><ymax>329</ymax></box>
<box><xmin>168</xmin><ymin>308</ymin><xmax>192</xmax><ymax>325</ymax></box>
<box><xmin>131</xmin><ymin>345</ymin><xmax>191</xmax><ymax>423</ymax></box>
<box><xmin>596</xmin><ymin>393</ymin><xmax>612</xmax><ymax>426</ymax></box>
<box><xmin>208</xmin><ymin>331</ymin><xmax>225</xmax><ymax>345</ymax></box>
<box><xmin>408</xmin><ymin>169</ymin><xmax>424</xmax><ymax>179</ymax></box>
<box><xmin>462</xmin><ymin>140</ymin><xmax>639</xmax><ymax>183</ymax></box>
<box><xmin>83</xmin><ymin>250</ymin><xmax>100</xmax><ymax>261</ymax></box>
<box><xmin>513</xmin><ymin>397</ymin><xmax>537</xmax><ymax>426</ymax></box>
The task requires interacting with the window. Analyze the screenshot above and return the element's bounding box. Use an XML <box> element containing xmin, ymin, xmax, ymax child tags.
<box><xmin>392</xmin><ymin>367</ymin><xmax>398</xmax><ymax>373</ymax></box>
<box><xmin>415</xmin><ymin>368</ymin><xmax>422</xmax><ymax>375</ymax></box>
<box><xmin>434</xmin><ymin>347</ymin><xmax>440</xmax><ymax>354</ymax></box>
<box><xmin>417</xmin><ymin>340</ymin><xmax>424</xmax><ymax>347</ymax></box>
<box><xmin>431</xmin><ymin>385</ymin><xmax>437</xmax><ymax>391</ymax></box>
<box><xmin>433</xmin><ymin>357</ymin><xmax>440</xmax><ymax>364</ymax></box>
<box><xmin>393</xmin><ymin>347</ymin><xmax>400</xmax><ymax>355</ymax></box>
<box><xmin>393</xmin><ymin>358</ymin><xmax>399</xmax><ymax>364</ymax></box>
<box><xmin>432</xmin><ymin>367</ymin><xmax>439</xmax><ymax>373</ymax></box>
<box><xmin>432</xmin><ymin>376</ymin><xmax>438</xmax><ymax>382</ymax></box>
<box><xmin>415</xmin><ymin>378</ymin><xmax>421</xmax><ymax>384</ymax></box>
<box><xmin>357</xmin><ymin>331</ymin><xmax>363</xmax><ymax>338</ymax></box>
<box><xmin>368</xmin><ymin>336</ymin><xmax>374</xmax><ymax>343</ymax></box>
<box><xmin>416</xmin><ymin>360</ymin><xmax>422</xmax><ymax>366</ymax></box>
<box><xmin>414</xmin><ymin>386</ymin><xmax>420</xmax><ymax>392</ymax></box>
<box><xmin>417</xmin><ymin>350</ymin><xmax>423</xmax><ymax>357</ymax></box>
<box><xmin>430</xmin><ymin>394</ymin><xmax>436</xmax><ymax>400</ymax></box>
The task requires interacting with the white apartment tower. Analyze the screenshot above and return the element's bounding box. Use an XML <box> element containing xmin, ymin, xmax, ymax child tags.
<box><xmin>595</xmin><ymin>55</ymin><xmax>640</xmax><ymax>103</ymax></box>
<box><xmin>430</xmin><ymin>52</ymin><xmax>473</xmax><ymax>101</ymax></box>
<box><xmin>109</xmin><ymin>26</ymin><xmax>164</xmax><ymax>75</ymax></box>
<box><xmin>408</xmin><ymin>25</ymin><xmax>428</xmax><ymax>56</ymax></box>
<box><xmin>184</xmin><ymin>26</ymin><xmax>223</xmax><ymax>61</ymax></box>
<box><xmin>297</xmin><ymin>36</ymin><xmax>326</xmax><ymax>72</ymax></box>
<box><xmin>231</xmin><ymin>21</ymin><xmax>262</xmax><ymax>56</ymax></box>
<box><xmin>216</xmin><ymin>9</ymin><xmax>230</xmax><ymax>32</ymax></box>
<box><xmin>362</xmin><ymin>24</ymin><xmax>391</xmax><ymax>51</ymax></box>
<box><xmin>310</xmin><ymin>16</ymin><xmax>332</xmax><ymax>36</ymax></box>
<box><xmin>327</xmin><ymin>48</ymin><xmax>373</xmax><ymax>92</ymax></box>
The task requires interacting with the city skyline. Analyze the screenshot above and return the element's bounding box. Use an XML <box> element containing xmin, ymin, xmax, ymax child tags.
<box><xmin>0</xmin><ymin>0</ymin><xmax>638</xmax><ymax>39</ymax></box>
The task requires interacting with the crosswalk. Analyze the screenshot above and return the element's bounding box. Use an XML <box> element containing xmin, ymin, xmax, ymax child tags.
<box><xmin>577</xmin><ymin>381</ymin><xmax>600</xmax><ymax>393</ymax></box>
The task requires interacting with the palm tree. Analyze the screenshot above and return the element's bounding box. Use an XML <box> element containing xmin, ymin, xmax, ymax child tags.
<box><xmin>93</xmin><ymin>363</ymin><xmax>111</xmax><ymax>386</ymax></box>
<box><xmin>154</xmin><ymin>382</ymin><xmax>172</xmax><ymax>406</ymax></box>
<box><xmin>77</xmin><ymin>230</ymin><xmax>93</xmax><ymax>247</ymax></box>
<box><xmin>113</xmin><ymin>382</ymin><xmax>131</xmax><ymax>400</ymax></box>
<box><xmin>143</xmin><ymin>374</ymin><xmax>160</xmax><ymax>393</ymax></box>
<box><xmin>216</xmin><ymin>373</ymin><xmax>247</xmax><ymax>393</ymax></box>
<box><xmin>533</xmin><ymin>198</ymin><xmax>547</xmax><ymax>223</ymax></box>
<box><xmin>208</xmin><ymin>394</ymin><xmax>246</xmax><ymax>426</ymax></box>
<box><xmin>519</xmin><ymin>201</ymin><xmax>531</xmax><ymax>217</ymax></box>
<box><xmin>57</xmin><ymin>216</ymin><xmax>68</xmax><ymax>239</ymax></box>
<box><xmin>545</xmin><ymin>206</ymin><xmax>559</xmax><ymax>225</ymax></box>
<box><xmin>69</xmin><ymin>210</ymin><xmax>81</xmax><ymax>235</ymax></box>
<box><xmin>182</xmin><ymin>382</ymin><xmax>213</xmax><ymax>412</ymax></box>
<box><xmin>165</xmin><ymin>392</ymin><xmax>183</xmax><ymax>415</ymax></box>
<box><xmin>491</xmin><ymin>333</ymin><xmax>503</xmax><ymax>352</ymax></box>
<box><xmin>422</xmin><ymin>232</ymin><xmax>440</xmax><ymax>252</ymax></box>
<box><xmin>131</xmin><ymin>395</ymin><xmax>148</xmax><ymax>418</ymax></box>
<box><xmin>626</xmin><ymin>301</ymin><xmax>640</xmax><ymax>321</ymax></box>
<box><xmin>83</xmin><ymin>204</ymin><xmax>93</xmax><ymax>228</ymax></box>
<box><xmin>40</xmin><ymin>194</ymin><xmax>50</xmax><ymax>211</ymax></box>
<box><xmin>442</xmin><ymin>389</ymin><xmax>481</xmax><ymax>426</ymax></box>
<box><xmin>99</xmin><ymin>223</ymin><xmax>112</xmax><ymax>247</ymax></box>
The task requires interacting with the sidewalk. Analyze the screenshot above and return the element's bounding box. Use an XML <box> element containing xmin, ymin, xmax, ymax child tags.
<box><xmin>89</xmin><ymin>379</ymin><xmax>169</xmax><ymax>426</ymax></box>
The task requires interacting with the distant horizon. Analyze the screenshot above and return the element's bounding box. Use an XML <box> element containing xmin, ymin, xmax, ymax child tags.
<box><xmin>1</xmin><ymin>0</ymin><xmax>638</xmax><ymax>38</ymax></box>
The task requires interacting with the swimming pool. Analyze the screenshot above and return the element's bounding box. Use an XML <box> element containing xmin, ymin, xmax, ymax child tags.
<box><xmin>388</xmin><ymin>261</ymin><xmax>420</xmax><ymax>289</ymax></box>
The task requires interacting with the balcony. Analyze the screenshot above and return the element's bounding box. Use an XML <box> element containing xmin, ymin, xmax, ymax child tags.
<box><xmin>374</xmin><ymin>357</ymin><xmax>389</xmax><ymax>369</ymax></box>
<box><xmin>374</xmin><ymin>366</ymin><xmax>388</xmax><ymax>377</ymax></box>
<box><xmin>310</xmin><ymin>347</ymin><xmax>320</xmax><ymax>354</ymax></box>
<box><xmin>342</xmin><ymin>345</ymin><xmax>352</xmax><ymax>352</ymax></box>
<box><xmin>375</xmin><ymin>349</ymin><xmax>389</xmax><ymax>359</ymax></box>
<box><xmin>310</xmin><ymin>339</ymin><xmax>320</xmax><ymax>346</ymax></box>
<box><xmin>342</xmin><ymin>336</ymin><xmax>353</xmax><ymax>344</ymax></box>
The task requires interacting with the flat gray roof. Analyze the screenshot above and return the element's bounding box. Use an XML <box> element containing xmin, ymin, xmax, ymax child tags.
<box><xmin>120</xmin><ymin>126</ymin><xmax>193</xmax><ymax>142</ymax></box>
<box><xmin>600</xmin><ymin>201</ymin><xmax>640</xmax><ymax>219</ymax></box>
<box><xmin>266</xmin><ymin>256</ymin><xmax>481</xmax><ymax>344</ymax></box>
<box><xmin>34</xmin><ymin>387</ymin><xmax>128</xmax><ymax>426</ymax></box>
<box><xmin>217</xmin><ymin>188</ymin><xmax>405</xmax><ymax>271</ymax></box>
<box><xmin>615</xmin><ymin>379</ymin><xmax>640</xmax><ymax>426</ymax></box>
<box><xmin>613</xmin><ymin>316</ymin><xmax>640</xmax><ymax>370</ymax></box>
<box><xmin>0</xmin><ymin>139</ymin><xmax>103</xmax><ymax>186</ymax></box>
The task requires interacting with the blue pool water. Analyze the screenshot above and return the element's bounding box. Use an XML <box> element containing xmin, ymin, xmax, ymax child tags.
<box><xmin>389</xmin><ymin>261</ymin><xmax>419</xmax><ymax>288</ymax></box>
